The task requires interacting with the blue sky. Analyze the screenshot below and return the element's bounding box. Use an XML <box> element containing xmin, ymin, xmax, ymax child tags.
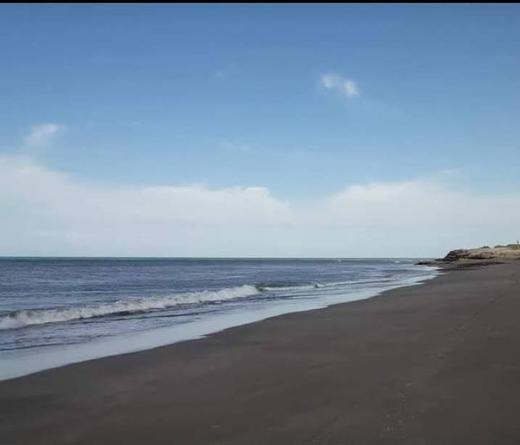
<box><xmin>1</xmin><ymin>4</ymin><xmax>520</xmax><ymax>256</ymax></box>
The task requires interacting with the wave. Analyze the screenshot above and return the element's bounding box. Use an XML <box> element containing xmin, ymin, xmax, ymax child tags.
<box><xmin>255</xmin><ymin>282</ymin><xmax>322</xmax><ymax>292</ymax></box>
<box><xmin>0</xmin><ymin>285</ymin><xmax>259</xmax><ymax>331</ymax></box>
<box><xmin>0</xmin><ymin>273</ymin><xmax>424</xmax><ymax>331</ymax></box>
<box><xmin>255</xmin><ymin>277</ymin><xmax>396</xmax><ymax>293</ymax></box>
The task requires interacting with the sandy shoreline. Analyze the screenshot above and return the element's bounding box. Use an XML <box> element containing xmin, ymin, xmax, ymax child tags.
<box><xmin>1</xmin><ymin>262</ymin><xmax>520</xmax><ymax>444</ymax></box>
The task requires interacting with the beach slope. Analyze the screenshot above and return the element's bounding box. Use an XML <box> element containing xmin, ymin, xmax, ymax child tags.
<box><xmin>1</xmin><ymin>262</ymin><xmax>520</xmax><ymax>444</ymax></box>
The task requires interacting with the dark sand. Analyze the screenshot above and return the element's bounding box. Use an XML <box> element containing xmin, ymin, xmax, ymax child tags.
<box><xmin>2</xmin><ymin>262</ymin><xmax>520</xmax><ymax>444</ymax></box>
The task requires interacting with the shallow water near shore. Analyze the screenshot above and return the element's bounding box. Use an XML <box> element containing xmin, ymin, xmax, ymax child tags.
<box><xmin>0</xmin><ymin>258</ymin><xmax>438</xmax><ymax>380</ymax></box>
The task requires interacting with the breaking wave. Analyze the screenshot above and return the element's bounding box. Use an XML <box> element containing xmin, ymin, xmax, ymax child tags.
<box><xmin>0</xmin><ymin>284</ymin><xmax>260</xmax><ymax>330</ymax></box>
<box><xmin>0</xmin><ymin>274</ymin><xmax>411</xmax><ymax>331</ymax></box>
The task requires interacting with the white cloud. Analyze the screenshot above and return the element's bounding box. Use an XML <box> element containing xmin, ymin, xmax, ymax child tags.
<box><xmin>0</xmin><ymin>155</ymin><xmax>291</xmax><ymax>257</ymax></box>
<box><xmin>1</xmin><ymin>155</ymin><xmax>519</xmax><ymax>257</ymax></box>
<box><xmin>23</xmin><ymin>123</ymin><xmax>62</xmax><ymax>148</ymax></box>
<box><xmin>320</xmin><ymin>73</ymin><xmax>360</xmax><ymax>99</ymax></box>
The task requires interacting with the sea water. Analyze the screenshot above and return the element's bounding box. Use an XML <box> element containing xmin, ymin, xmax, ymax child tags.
<box><xmin>0</xmin><ymin>258</ymin><xmax>438</xmax><ymax>380</ymax></box>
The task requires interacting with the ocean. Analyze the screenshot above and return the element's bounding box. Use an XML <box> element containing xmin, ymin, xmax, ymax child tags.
<box><xmin>0</xmin><ymin>258</ymin><xmax>438</xmax><ymax>380</ymax></box>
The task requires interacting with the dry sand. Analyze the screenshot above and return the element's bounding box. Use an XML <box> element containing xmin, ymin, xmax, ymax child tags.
<box><xmin>1</xmin><ymin>261</ymin><xmax>520</xmax><ymax>444</ymax></box>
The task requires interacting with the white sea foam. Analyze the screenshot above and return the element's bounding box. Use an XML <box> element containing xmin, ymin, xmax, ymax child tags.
<box><xmin>0</xmin><ymin>284</ymin><xmax>259</xmax><ymax>330</ymax></box>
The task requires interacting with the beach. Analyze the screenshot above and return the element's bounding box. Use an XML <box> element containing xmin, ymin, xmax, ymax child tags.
<box><xmin>1</xmin><ymin>261</ymin><xmax>520</xmax><ymax>444</ymax></box>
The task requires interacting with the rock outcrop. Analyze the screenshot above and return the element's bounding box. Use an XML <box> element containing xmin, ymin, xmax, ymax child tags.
<box><xmin>442</xmin><ymin>244</ymin><xmax>520</xmax><ymax>262</ymax></box>
<box><xmin>417</xmin><ymin>244</ymin><xmax>520</xmax><ymax>267</ymax></box>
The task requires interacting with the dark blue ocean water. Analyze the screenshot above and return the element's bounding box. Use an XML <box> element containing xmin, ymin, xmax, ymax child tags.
<box><xmin>0</xmin><ymin>258</ymin><xmax>437</xmax><ymax>379</ymax></box>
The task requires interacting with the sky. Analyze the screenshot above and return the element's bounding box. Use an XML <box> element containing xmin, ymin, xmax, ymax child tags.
<box><xmin>1</xmin><ymin>4</ymin><xmax>520</xmax><ymax>257</ymax></box>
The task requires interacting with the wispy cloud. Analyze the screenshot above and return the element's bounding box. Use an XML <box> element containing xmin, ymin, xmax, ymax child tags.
<box><xmin>23</xmin><ymin>123</ymin><xmax>62</xmax><ymax>148</ymax></box>
<box><xmin>320</xmin><ymin>73</ymin><xmax>360</xmax><ymax>99</ymax></box>
<box><xmin>220</xmin><ymin>141</ymin><xmax>254</xmax><ymax>153</ymax></box>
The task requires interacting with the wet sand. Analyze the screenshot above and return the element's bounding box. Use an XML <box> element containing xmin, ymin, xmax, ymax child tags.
<box><xmin>1</xmin><ymin>262</ymin><xmax>520</xmax><ymax>444</ymax></box>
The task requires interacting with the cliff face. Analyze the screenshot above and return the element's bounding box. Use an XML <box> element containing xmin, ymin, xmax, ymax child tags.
<box><xmin>442</xmin><ymin>245</ymin><xmax>520</xmax><ymax>262</ymax></box>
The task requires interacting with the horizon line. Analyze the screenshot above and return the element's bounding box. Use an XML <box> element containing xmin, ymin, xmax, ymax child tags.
<box><xmin>0</xmin><ymin>255</ymin><xmax>432</xmax><ymax>260</ymax></box>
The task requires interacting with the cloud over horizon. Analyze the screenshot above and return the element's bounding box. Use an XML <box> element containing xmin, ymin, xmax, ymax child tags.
<box><xmin>1</xmin><ymin>154</ymin><xmax>519</xmax><ymax>258</ymax></box>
